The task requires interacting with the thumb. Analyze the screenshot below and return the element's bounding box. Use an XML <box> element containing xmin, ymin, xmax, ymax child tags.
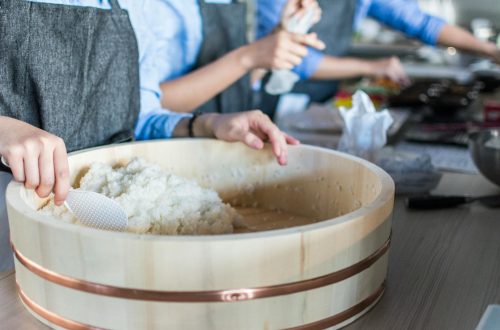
<box><xmin>292</xmin><ymin>32</ymin><xmax>325</xmax><ymax>50</ymax></box>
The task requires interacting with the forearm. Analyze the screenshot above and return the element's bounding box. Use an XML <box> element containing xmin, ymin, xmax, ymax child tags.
<box><xmin>0</xmin><ymin>115</ymin><xmax>8</xmax><ymax>125</ymax></box>
<box><xmin>437</xmin><ymin>24</ymin><xmax>497</xmax><ymax>58</ymax></box>
<box><xmin>172</xmin><ymin>113</ymin><xmax>218</xmax><ymax>138</ymax></box>
<box><xmin>160</xmin><ymin>47</ymin><xmax>253</xmax><ymax>113</ymax></box>
<box><xmin>311</xmin><ymin>56</ymin><xmax>375</xmax><ymax>80</ymax></box>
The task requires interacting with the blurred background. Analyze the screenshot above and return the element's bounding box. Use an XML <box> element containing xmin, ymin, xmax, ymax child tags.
<box><xmin>276</xmin><ymin>0</ymin><xmax>500</xmax><ymax>194</ymax></box>
<box><xmin>355</xmin><ymin>0</ymin><xmax>499</xmax><ymax>49</ymax></box>
<box><xmin>420</xmin><ymin>0</ymin><xmax>499</xmax><ymax>28</ymax></box>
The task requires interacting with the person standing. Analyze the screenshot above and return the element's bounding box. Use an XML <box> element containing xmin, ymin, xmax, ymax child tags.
<box><xmin>258</xmin><ymin>0</ymin><xmax>500</xmax><ymax>115</ymax></box>
<box><xmin>0</xmin><ymin>0</ymin><xmax>140</xmax><ymax>271</ymax></box>
<box><xmin>0</xmin><ymin>0</ymin><xmax>301</xmax><ymax>271</ymax></box>
<box><xmin>140</xmin><ymin>0</ymin><xmax>324</xmax><ymax>117</ymax></box>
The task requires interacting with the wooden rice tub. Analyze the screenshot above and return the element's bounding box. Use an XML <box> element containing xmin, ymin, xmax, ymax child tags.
<box><xmin>6</xmin><ymin>139</ymin><xmax>394</xmax><ymax>330</ymax></box>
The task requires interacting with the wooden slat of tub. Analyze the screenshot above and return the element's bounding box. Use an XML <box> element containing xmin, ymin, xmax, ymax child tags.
<box><xmin>0</xmin><ymin>270</ymin><xmax>14</xmax><ymax>281</ymax></box>
<box><xmin>0</xmin><ymin>271</ymin><xmax>49</xmax><ymax>330</ymax></box>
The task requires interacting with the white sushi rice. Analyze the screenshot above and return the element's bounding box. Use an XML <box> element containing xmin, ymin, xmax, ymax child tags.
<box><xmin>42</xmin><ymin>158</ymin><xmax>239</xmax><ymax>235</ymax></box>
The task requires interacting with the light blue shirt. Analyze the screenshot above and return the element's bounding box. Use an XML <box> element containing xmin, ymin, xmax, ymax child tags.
<box><xmin>134</xmin><ymin>0</ymin><xmax>234</xmax><ymax>139</ymax></box>
<box><xmin>257</xmin><ymin>0</ymin><xmax>447</xmax><ymax>79</ymax></box>
<box><xmin>26</xmin><ymin>0</ymin><xmax>193</xmax><ymax>140</ymax></box>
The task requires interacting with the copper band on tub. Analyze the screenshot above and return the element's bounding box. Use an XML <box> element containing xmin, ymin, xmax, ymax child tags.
<box><xmin>17</xmin><ymin>283</ymin><xmax>104</xmax><ymax>330</ymax></box>
<box><xmin>12</xmin><ymin>236</ymin><xmax>390</xmax><ymax>302</ymax></box>
<box><xmin>286</xmin><ymin>281</ymin><xmax>386</xmax><ymax>330</ymax></box>
<box><xmin>17</xmin><ymin>281</ymin><xmax>386</xmax><ymax>330</ymax></box>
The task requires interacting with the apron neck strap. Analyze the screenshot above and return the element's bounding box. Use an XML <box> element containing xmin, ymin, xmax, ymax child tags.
<box><xmin>108</xmin><ymin>0</ymin><xmax>122</xmax><ymax>10</ymax></box>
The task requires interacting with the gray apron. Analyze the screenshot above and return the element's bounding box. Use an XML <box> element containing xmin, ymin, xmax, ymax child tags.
<box><xmin>0</xmin><ymin>0</ymin><xmax>140</xmax><ymax>271</ymax></box>
<box><xmin>194</xmin><ymin>0</ymin><xmax>253</xmax><ymax>114</ymax></box>
<box><xmin>0</xmin><ymin>0</ymin><xmax>140</xmax><ymax>152</ymax></box>
<box><xmin>0</xmin><ymin>173</ymin><xmax>13</xmax><ymax>272</ymax></box>
<box><xmin>260</xmin><ymin>0</ymin><xmax>356</xmax><ymax>117</ymax></box>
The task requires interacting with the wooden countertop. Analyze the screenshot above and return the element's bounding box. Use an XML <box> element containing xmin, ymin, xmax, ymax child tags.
<box><xmin>1</xmin><ymin>172</ymin><xmax>499</xmax><ymax>330</ymax></box>
<box><xmin>345</xmin><ymin>172</ymin><xmax>500</xmax><ymax>330</ymax></box>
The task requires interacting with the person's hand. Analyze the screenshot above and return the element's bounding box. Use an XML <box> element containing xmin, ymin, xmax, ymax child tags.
<box><xmin>241</xmin><ymin>30</ymin><xmax>325</xmax><ymax>71</ymax></box>
<box><xmin>239</xmin><ymin>0</ymin><xmax>325</xmax><ymax>71</ymax></box>
<box><xmin>368</xmin><ymin>57</ymin><xmax>411</xmax><ymax>86</ymax></box>
<box><xmin>0</xmin><ymin>116</ymin><xmax>70</xmax><ymax>205</ymax></box>
<box><xmin>494</xmin><ymin>50</ymin><xmax>500</xmax><ymax>65</ymax></box>
<box><xmin>281</xmin><ymin>0</ymin><xmax>322</xmax><ymax>30</ymax></box>
<box><xmin>195</xmin><ymin>111</ymin><xmax>300</xmax><ymax>166</ymax></box>
<box><xmin>485</xmin><ymin>43</ymin><xmax>500</xmax><ymax>64</ymax></box>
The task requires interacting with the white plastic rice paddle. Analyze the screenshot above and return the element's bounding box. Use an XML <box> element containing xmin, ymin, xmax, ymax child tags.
<box><xmin>63</xmin><ymin>190</ymin><xmax>128</xmax><ymax>231</ymax></box>
<box><xmin>1</xmin><ymin>155</ymin><xmax>127</xmax><ymax>231</ymax></box>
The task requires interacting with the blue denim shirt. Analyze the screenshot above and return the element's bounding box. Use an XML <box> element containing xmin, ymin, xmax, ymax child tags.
<box><xmin>257</xmin><ymin>0</ymin><xmax>447</xmax><ymax>79</ymax></box>
<box><xmin>26</xmin><ymin>0</ymin><xmax>196</xmax><ymax>140</ymax></box>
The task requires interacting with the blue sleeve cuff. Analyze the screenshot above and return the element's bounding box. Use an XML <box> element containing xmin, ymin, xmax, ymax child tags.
<box><xmin>292</xmin><ymin>48</ymin><xmax>325</xmax><ymax>79</ymax></box>
<box><xmin>134</xmin><ymin>109</ymin><xmax>192</xmax><ymax>140</ymax></box>
<box><xmin>367</xmin><ymin>0</ymin><xmax>447</xmax><ymax>46</ymax></box>
<box><xmin>256</xmin><ymin>0</ymin><xmax>287</xmax><ymax>39</ymax></box>
<box><xmin>420</xmin><ymin>16</ymin><xmax>446</xmax><ymax>45</ymax></box>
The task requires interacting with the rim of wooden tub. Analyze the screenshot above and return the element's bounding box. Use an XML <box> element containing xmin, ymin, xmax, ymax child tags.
<box><xmin>6</xmin><ymin>139</ymin><xmax>395</xmax><ymax>241</ymax></box>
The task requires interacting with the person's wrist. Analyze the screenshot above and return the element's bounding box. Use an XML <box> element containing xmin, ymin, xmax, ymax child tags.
<box><xmin>275</xmin><ymin>22</ymin><xmax>287</xmax><ymax>33</ymax></box>
<box><xmin>194</xmin><ymin>113</ymin><xmax>219</xmax><ymax>138</ymax></box>
<box><xmin>238</xmin><ymin>44</ymin><xmax>258</xmax><ymax>70</ymax></box>
<box><xmin>480</xmin><ymin>42</ymin><xmax>496</xmax><ymax>58</ymax></box>
<box><xmin>187</xmin><ymin>113</ymin><xmax>201</xmax><ymax>137</ymax></box>
<box><xmin>363</xmin><ymin>61</ymin><xmax>379</xmax><ymax>77</ymax></box>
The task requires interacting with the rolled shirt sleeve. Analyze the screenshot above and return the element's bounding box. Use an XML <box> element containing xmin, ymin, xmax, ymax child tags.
<box><xmin>134</xmin><ymin>89</ymin><xmax>191</xmax><ymax>140</ymax></box>
<box><xmin>256</xmin><ymin>0</ymin><xmax>326</xmax><ymax>80</ymax></box>
<box><xmin>133</xmin><ymin>25</ymin><xmax>193</xmax><ymax>140</ymax></box>
<box><xmin>132</xmin><ymin>0</ymin><xmax>201</xmax><ymax>140</ymax></box>
<box><xmin>293</xmin><ymin>48</ymin><xmax>324</xmax><ymax>79</ymax></box>
<box><xmin>366</xmin><ymin>0</ymin><xmax>446</xmax><ymax>45</ymax></box>
<box><xmin>135</xmin><ymin>109</ymin><xmax>191</xmax><ymax>141</ymax></box>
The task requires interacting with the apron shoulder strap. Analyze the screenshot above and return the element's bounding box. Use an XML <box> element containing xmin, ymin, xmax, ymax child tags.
<box><xmin>108</xmin><ymin>0</ymin><xmax>122</xmax><ymax>11</ymax></box>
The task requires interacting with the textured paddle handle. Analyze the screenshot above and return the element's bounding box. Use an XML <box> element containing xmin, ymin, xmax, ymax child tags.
<box><xmin>406</xmin><ymin>196</ymin><xmax>469</xmax><ymax>210</ymax></box>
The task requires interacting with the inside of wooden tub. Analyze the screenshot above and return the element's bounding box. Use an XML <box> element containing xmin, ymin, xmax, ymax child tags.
<box><xmin>21</xmin><ymin>141</ymin><xmax>385</xmax><ymax>234</ymax></box>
